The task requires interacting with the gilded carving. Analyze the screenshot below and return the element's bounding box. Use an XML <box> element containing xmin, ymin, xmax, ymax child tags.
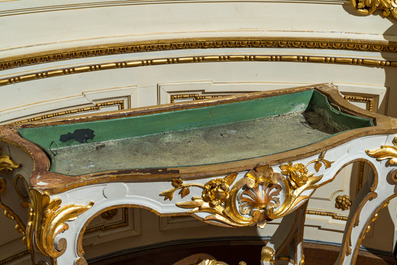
<box><xmin>14</xmin><ymin>100</ymin><xmax>125</xmax><ymax>125</ymax></box>
<box><xmin>343</xmin><ymin>94</ymin><xmax>375</xmax><ymax>112</ymax></box>
<box><xmin>0</xmin><ymin>153</ymin><xmax>26</xmax><ymax>243</ymax></box>
<box><xmin>74</xmin><ymin>257</ymin><xmax>88</xmax><ymax>265</ymax></box>
<box><xmin>171</xmin><ymin>94</ymin><xmax>222</xmax><ymax>103</ymax></box>
<box><xmin>261</xmin><ymin>246</ymin><xmax>276</xmax><ymax>262</ymax></box>
<box><xmin>306</xmin><ymin>210</ymin><xmax>348</xmax><ymax>221</ymax></box>
<box><xmin>1</xmin><ymin>55</ymin><xmax>396</xmax><ymax>88</ymax></box>
<box><xmin>161</xmin><ymin>152</ymin><xmax>333</xmax><ymax>228</ymax></box>
<box><xmin>366</xmin><ymin>137</ymin><xmax>397</xmax><ymax>165</ymax></box>
<box><xmin>100</xmin><ymin>209</ymin><xmax>118</xmax><ymax>220</ymax></box>
<box><xmin>351</xmin><ymin>0</ymin><xmax>397</xmax><ymax>20</ymax></box>
<box><xmin>193</xmin><ymin>259</ymin><xmax>246</xmax><ymax>265</ymax></box>
<box><xmin>2</xmin><ymin>38</ymin><xmax>397</xmax><ymax>73</ymax></box>
<box><xmin>195</xmin><ymin>260</ymin><xmax>229</xmax><ymax>265</ymax></box>
<box><xmin>26</xmin><ymin>189</ymin><xmax>94</xmax><ymax>258</ymax></box>
<box><xmin>0</xmin><ymin>149</ymin><xmax>20</xmax><ymax>173</ymax></box>
<box><xmin>0</xmin><ymin>177</ymin><xmax>5</xmax><ymax>193</ymax></box>
<box><xmin>335</xmin><ymin>195</ymin><xmax>352</xmax><ymax>211</ymax></box>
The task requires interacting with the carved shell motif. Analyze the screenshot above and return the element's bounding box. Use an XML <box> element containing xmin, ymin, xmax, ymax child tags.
<box><xmin>240</xmin><ymin>184</ymin><xmax>281</xmax><ymax>216</ymax></box>
<box><xmin>161</xmin><ymin>152</ymin><xmax>333</xmax><ymax>228</ymax></box>
<box><xmin>238</xmin><ymin>165</ymin><xmax>282</xmax><ymax>224</ymax></box>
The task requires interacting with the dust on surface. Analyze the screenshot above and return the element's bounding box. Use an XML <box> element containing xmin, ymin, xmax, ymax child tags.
<box><xmin>54</xmin><ymin>110</ymin><xmax>340</xmax><ymax>175</ymax></box>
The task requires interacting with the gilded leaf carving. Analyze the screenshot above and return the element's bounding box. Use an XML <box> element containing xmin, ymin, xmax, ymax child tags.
<box><xmin>26</xmin><ymin>190</ymin><xmax>94</xmax><ymax>258</ymax></box>
<box><xmin>0</xmin><ymin>149</ymin><xmax>20</xmax><ymax>173</ymax></box>
<box><xmin>160</xmin><ymin>152</ymin><xmax>333</xmax><ymax>228</ymax></box>
<box><xmin>351</xmin><ymin>0</ymin><xmax>397</xmax><ymax>20</ymax></box>
<box><xmin>366</xmin><ymin>137</ymin><xmax>397</xmax><ymax>165</ymax></box>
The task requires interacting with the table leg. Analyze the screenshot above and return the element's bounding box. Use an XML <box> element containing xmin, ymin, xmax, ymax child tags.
<box><xmin>261</xmin><ymin>201</ymin><xmax>308</xmax><ymax>265</ymax></box>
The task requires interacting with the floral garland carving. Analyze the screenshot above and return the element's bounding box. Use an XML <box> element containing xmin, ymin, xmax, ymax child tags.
<box><xmin>161</xmin><ymin>152</ymin><xmax>333</xmax><ymax>228</ymax></box>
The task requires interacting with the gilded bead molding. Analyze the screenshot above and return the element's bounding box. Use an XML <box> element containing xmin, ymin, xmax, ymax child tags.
<box><xmin>2</xmin><ymin>38</ymin><xmax>397</xmax><ymax>72</ymax></box>
<box><xmin>1</xmin><ymin>54</ymin><xmax>396</xmax><ymax>88</ymax></box>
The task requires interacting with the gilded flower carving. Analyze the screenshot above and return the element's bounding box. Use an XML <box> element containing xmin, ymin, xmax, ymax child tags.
<box><xmin>280</xmin><ymin>163</ymin><xmax>310</xmax><ymax>188</ymax></box>
<box><xmin>202</xmin><ymin>179</ymin><xmax>230</xmax><ymax>207</ymax></box>
<box><xmin>161</xmin><ymin>152</ymin><xmax>333</xmax><ymax>228</ymax></box>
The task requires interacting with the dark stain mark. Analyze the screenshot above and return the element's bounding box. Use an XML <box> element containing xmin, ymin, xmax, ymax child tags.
<box><xmin>96</xmin><ymin>143</ymin><xmax>105</xmax><ymax>150</ymax></box>
<box><xmin>60</xmin><ymin>129</ymin><xmax>95</xmax><ymax>143</ymax></box>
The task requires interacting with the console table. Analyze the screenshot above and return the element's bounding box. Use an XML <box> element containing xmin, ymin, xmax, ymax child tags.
<box><xmin>1</xmin><ymin>83</ymin><xmax>396</xmax><ymax>265</ymax></box>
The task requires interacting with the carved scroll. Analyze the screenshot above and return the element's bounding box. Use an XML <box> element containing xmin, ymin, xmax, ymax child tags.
<box><xmin>161</xmin><ymin>152</ymin><xmax>333</xmax><ymax>228</ymax></box>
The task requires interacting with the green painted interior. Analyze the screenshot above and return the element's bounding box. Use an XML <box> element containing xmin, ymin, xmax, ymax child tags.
<box><xmin>19</xmin><ymin>90</ymin><xmax>314</xmax><ymax>149</ymax></box>
<box><xmin>308</xmin><ymin>91</ymin><xmax>374</xmax><ymax>129</ymax></box>
<box><xmin>17</xmin><ymin>89</ymin><xmax>373</xmax><ymax>174</ymax></box>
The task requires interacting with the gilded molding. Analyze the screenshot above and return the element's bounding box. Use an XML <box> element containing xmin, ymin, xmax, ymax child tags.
<box><xmin>351</xmin><ymin>0</ymin><xmax>397</xmax><ymax>20</ymax></box>
<box><xmin>85</xmin><ymin>207</ymin><xmax>129</xmax><ymax>233</ymax></box>
<box><xmin>194</xmin><ymin>259</ymin><xmax>229</xmax><ymax>265</ymax></box>
<box><xmin>26</xmin><ymin>189</ymin><xmax>94</xmax><ymax>258</ymax></box>
<box><xmin>1</xmin><ymin>54</ymin><xmax>396</xmax><ymax>88</ymax></box>
<box><xmin>0</xmin><ymin>250</ymin><xmax>30</xmax><ymax>265</ymax></box>
<box><xmin>100</xmin><ymin>209</ymin><xmax>118</xmax><ymax>220</ymax></box>
<box><xmin>352</xmin><ymin>195</ymin><xmax>396</xmax><ymax>264</ymax></box>
<box><xmin>13</xmin><ymin>100</ymin><xmax>125</xmax><ymax>125</ymax></box>
<box><xmin>305</xmin><ymin>210</ymin><xmax>348</xmax><ymax>221</ymax></box>
<box><xmin>161</xmin><ymin>152</ymin><xmax>333</xmax><ymax>228</ymax></box>
<box><xmin>343</xmin><ymin>94</ymin><xmax>375</xmax><ymax>112</ymax></box>
<box><xmin>1</xmin><ymin>38</ymin><xmax>397</xmax><ymax>72</ymax></box>
<box><xmin>171</xmin><ymin>94</ymin><xmax>222</xmax><ymax>103</ymax></box>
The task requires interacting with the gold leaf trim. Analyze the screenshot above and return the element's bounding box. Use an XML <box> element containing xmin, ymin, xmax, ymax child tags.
<box><xmin>161</xmin><ymin>152</ymin><xmax>333</xmax><ymax>228</ymax></box>
<box><xmin>13</xmin><ymin>100</ymin><xmax>125</xmax><ymax>125</ymax></box>
<box><xmin>85</xmin><ymin>208</ymin><xmax>129</xmax><ymax>233</ymax></box>
<box><xmin>306</xmin><ymin>210</ymin><xmax>348</xmax><ymax>221</ymax></box>
<box><xmin>171</xmin><ymin>94</ymin><xmax>223</xmax><ymax>103</ymax></box>
<box><xmin>343</xmin><ymin>94</ymin><xmax>375</xmax><ymax>112</ymax></box>
<box><xmin>0</xmin><ymin>250</ymin><xmax>30</xmax><ymax>265</ymax></box>
<box><xmin>261</xmin><ymin>246</ymin><xmax>276</xmax><ymax>262</ymax></box>
<box><xmin>2</xmin><ymin>38</ymin><xmax>397</xmax><ymax>72</ymax></box>
<box><xmin>26</xmin><ymin>190</ymin><xmax>94</xmax><ymax>258</ymax></box>
<box><xmin>1</xmin><ymin>54</ymin><xmax>396</xmax><ymax>88</ymax></box>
